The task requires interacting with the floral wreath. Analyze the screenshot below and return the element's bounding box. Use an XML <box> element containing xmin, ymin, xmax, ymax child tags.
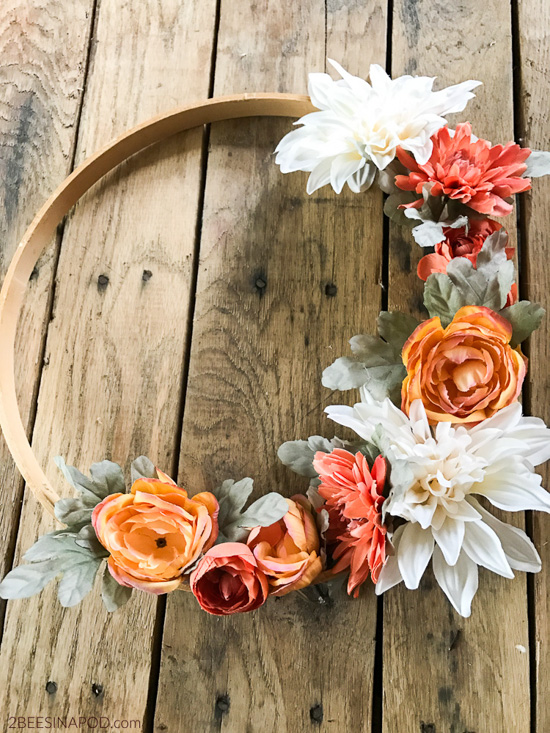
<box><xmin>2</xmin><ymin>61</ymin><xmax>550</xmax><ymax>619</ymax></box>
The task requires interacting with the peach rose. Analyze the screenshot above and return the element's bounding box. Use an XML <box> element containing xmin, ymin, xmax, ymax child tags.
<box><xmin>401</xmin><ymin>305</ymin><xmax>527</xmax><ymax>424</ymax></box>
<box><xmin>190</xmin><ymin>543</ymin><xmax>268</xmax><ymax>615</ymax></box>
<box><xmin>247</xmin><ymin>496</ymin><xmax>323</xmax><ymax>596</ymax></box>
<box><xmin>92</xmin><ymin>475</ymin><xmax>218</xmax><ymax>595</ymax></box>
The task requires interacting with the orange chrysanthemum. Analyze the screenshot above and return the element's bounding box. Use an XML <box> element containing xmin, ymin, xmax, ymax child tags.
<box><xmin>313</xmin><ymin>450</ymin><xmax>387</xmax><ymax>596</ymax></box>
<box><xmin>395</xmin><ymin>123</ymin><xmax>531</xmax><ymax>217</ymax></box>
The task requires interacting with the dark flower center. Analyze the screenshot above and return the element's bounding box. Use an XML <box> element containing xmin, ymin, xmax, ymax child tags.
<box><xmin>156</xmin><ymin>537</ymin><xmax>167</xmax><ymax>548</ymax></box>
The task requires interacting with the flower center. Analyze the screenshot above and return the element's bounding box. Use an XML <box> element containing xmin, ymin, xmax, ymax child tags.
<box><xmin>156</xmin><ymin>537</ymin><xmax>167</xmax><ymax>548</ymax></box>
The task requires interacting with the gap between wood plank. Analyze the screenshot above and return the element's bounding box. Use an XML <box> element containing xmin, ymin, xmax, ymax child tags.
<box><xmin>143</xmin><ymin>1</ymin><xmax>223</xmax><ymax>731</ymax></box>
<box><xmin>510</xmin><ymin>1</ymin><xmax>538</xmax><ymax>731</ymax></box>
<box><xmin>0</xmin><ymin>0</ymin><xmax>100</xmax><ymax>643</ymax></box>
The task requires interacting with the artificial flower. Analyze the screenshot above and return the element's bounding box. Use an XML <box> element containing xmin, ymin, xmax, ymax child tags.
<box><xmin>247</xmin><ymin>496</ymin><xmax>323</xmax><ymax>596</ymax></box>
<box><xmin>190</xmin><ymin>543</ymin><xmax>268</xmax><ymax>615</ymax></box>
<box><xmin>401</xmin><ymin>305</ymin><xmax>526</xmax><ymax>424</ymax></box>
<box><xmin>275</xmin><ymin>60</ymin><xmax>480</xmax><ymax>194</ymax></box>
<box><xmin>92</xmin><ymin>475</ymin><xmax>218</xmax><ymax>595</ymax></box>
<box><xmin>417</xmin><ymin>219</ymin><xmax>506</xmax><ymax>277</ymax></box>
<box><xmin>313</xmin><ymin>450</ymin><xmax>387</xmax><ymax>596</ymax></box>
<box><xmin>395</xmin><ymin>123</ymin><xmax>531</xmax><ymax>216</ymax></box>
<box><xmin>326</xmin><ymin>392</ymin><xmax>550</xmax><ymax>616</ymax></box>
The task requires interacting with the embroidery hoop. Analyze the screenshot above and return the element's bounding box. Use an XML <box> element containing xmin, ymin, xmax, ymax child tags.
<box><xmin>0</xmin><ymin>94</ymin><xmax>313</xmax><ymax>518</ymax></box>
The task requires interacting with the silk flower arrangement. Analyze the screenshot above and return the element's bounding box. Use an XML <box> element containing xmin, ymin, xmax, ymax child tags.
<box><xmin>2</xmin><ymin>61</ymin><xmax>550</xmax><ymax>618</ymax></box>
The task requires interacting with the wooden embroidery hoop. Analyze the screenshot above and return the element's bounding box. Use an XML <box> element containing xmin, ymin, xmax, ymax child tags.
<box><xmin>0</xmin><ymin>93</ymin><xmax>313</xmax><ymax>518</ymax></box>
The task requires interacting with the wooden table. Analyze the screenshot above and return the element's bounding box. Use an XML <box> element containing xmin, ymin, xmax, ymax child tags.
<box><xmin>0</xmin><ymin>1</ymin><xmax>548</xmax><ymax>731</ymax></box>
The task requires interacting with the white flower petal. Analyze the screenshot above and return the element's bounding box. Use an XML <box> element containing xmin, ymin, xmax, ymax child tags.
<box><xmin>433</xmin><ymin>547</ymin><xmax>479</xmax><ymax>618</ymax></box>
<box><xmin>462</xmin><ymin>521</ymin><xmax>514</xmax><ymax>578</ymax></box>
<box><xmin>330</xmin><ymin>155</ymin><xmax>363</xmax><ymax>194</ymax></box>
<box><xmin>306</xmin><ymin>158</ymin><xmax>334</xmax><ymax>194</ymax></box>
<box><xmin>375</xmin><ymin>525</ymin><xmax>405</xmax><ymax>595</ymax></box>
<box><xmin>468</xmin><ymin>498</ymin><xmax>542</xmax><ymax>573</ymax></box>
<box><xmin>432</xmin><ymin>518</ymin><xmax>465</xmax><ymax>566</ymax></box>
<box><xmin>397</xmin><ymin>522</ymin><xmax>434</xmax><ymax>589</ymax></box>
<box><xmin>475</xmin><ymin>461</ymin><xmax>550</xmax><ymax>513</ymax></box>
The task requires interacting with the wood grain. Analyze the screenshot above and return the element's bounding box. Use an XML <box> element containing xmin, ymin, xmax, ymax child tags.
<box><xmin>516</xmin><ymin>3</ymin><xmax>550</xmax><ymax>731</ymax></box>
<box><xmin>0</xmin><ymin>0</ymin><xmax>216</xmax><ymax>724</ymax></box>
<box><xmin>153</xmin><ymin>1</ymin><xmax>387</xmax><ymax>731</ymax></box>
<box><xmin>384</xmin><ymin>2</ymin><xmax>531</xmax><ymax>732</ymax></box>
<box><xmin>0</xmin><ymin>0</ymin><xmax>95</xmax><ymax>612</ymax></box>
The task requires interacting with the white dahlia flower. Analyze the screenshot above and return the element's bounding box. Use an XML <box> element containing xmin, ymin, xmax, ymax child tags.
<box><xmin>326</xmin><ymin>392</ymin><xmax>550</xmax><ymax>617</ymax></box>
<box><xmin>275</xmin><ymin>59</ymin><xmax>481</xmax><ymax>194</ymax></box>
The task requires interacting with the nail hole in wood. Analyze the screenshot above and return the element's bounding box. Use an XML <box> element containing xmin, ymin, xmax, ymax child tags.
<box><xmin>91</xmin><ymin>683</ymin><xmax>103</xmax><ymax>697</ymax></box>
<box><xmin>215</xmin><ymin>694</ymin><xmax>230</xmax><ymax>718</ymax></box>
<box><xmin>253</xmin><ymin>272</ymin><xmax>267</xmax><ymax>295</ymax></box>
<box><xmin>310</xmin><ymin>703</ymin><xmax>323</xmax><ymax>723</ymax></box>
<box><xmin>97</xmin><ymin>274</ymin><xmax>109</xmax><ymax>292</ymax></box>
<box><xmin>420</xmin><ymin>723</ymin><xmax>436</xmax><ymax>733</ymax></box>
<box><xmin>142</xmin><ymin>269</ymin><xmax>153</xmax><ymax>282</ymax></box>
<box><xmin>45</xmin><ymin>681</ymin><xmax>57</xmax><ymax>695</ymax></box>
<box><xmin>325</xmin><ymin>282</ymin><xmax>337</xmax><ymax>297</ymax></box>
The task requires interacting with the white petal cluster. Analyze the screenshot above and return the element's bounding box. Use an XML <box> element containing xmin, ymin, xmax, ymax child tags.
<box><xmin>326</xmin><ymin>391</ymin><xmax>550</xmax><ymax>617</ymax></box>
<box><xmin>275</xmin><ymin>60</ymin><xmax>481</xmax><ymax>194</ymax></box>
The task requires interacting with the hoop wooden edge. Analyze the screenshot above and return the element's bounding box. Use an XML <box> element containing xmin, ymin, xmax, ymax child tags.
<box><xmin>0</xmin><ymin>93</ymin><xmax>314</xmax><ymax>518</ymax></box>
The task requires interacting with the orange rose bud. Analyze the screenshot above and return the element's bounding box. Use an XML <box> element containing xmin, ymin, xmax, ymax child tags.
<box><xmin>247</xmin><ymin>496</ymin><xmax>323</xmax><ymax>596</ymax></box>
<box><xmin>401</xmin><ymin>305</ymin><xmax>527</xmax><ymax>424</ymax></box>
<box><xmin>190</xmin><ymin>543</ymin><xmax>268</xmax><ymax>615</ymax></box>
<box><xmin>92</xmin><ymin>475</ymin><xmax>219</xmax><ymax>595</ymax></box>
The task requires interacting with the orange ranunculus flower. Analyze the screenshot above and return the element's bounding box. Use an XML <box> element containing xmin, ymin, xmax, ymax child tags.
<box><xmin>190</xmin><ymin>543</ymin><xmax>268</xmax><ymax>615</ymax></box>
<box><xmin>401</xmin><ymin>305</ymin><xmax>527</xmax><ymax>424</ymax></box>
<box><xmin>247</xmin><ymin>496</ymin><xmax>323</xmax><ymax>596</ymax></box>
<box><xmin>92</xmin><ymin>474</ymin><xmax>218</xmax><ymax>595</ymax></box>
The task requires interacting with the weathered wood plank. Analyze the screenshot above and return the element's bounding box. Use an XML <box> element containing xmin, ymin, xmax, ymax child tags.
<box><xmin>384</xmin><ymin>2</ymin><xmax>531</xmax><ymax>732</ymax></box>
<box><xmin>0</xmin><ymin>0</ymin><xmax>95</xmax><ymax>612</ymax></box>
<box><xmin>516</xmin><ymin>3</ymin><xmax>550</xmax><ymax>731</ymax></box>
<box><xmin>154</xmin><ymin>1</ymin><xmax>387</xmax><ymax>731</ymax></box>
<box><xmin>0</xmin><ymin>0</ymin><xmax>216</xmax><ymax>723</ymax></box>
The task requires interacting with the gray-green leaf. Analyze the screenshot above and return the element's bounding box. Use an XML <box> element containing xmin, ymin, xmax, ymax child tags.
<box><xmin>131</xmin><ymin>455</ymin><xmax>157</xmax><ymax>483</ymax></box>
<box><xmin>223</xmin><ymin>493</ymin><xmax>289</xmax><ymax>542</ymax></box>
<box><xmin>54</xmin><ymin>456</ymin><xmax>124</xmax><ymax>502</ymax></box>
<box><xmin>500</xmin><ymin>300</ymin><xmax>545</xmax><ymax>347</ymax></box>
<box><xmin>277</xmin><ymin>436</ymin><xmax>334</xmax><ymax>478</ymax></box>
<box><xmin>54</xmin><ymin>495</ymin><xmax>97</xmax><ymax>529</ymax></box>
<box><xmin>323</xmin><ymin>313</ymin><xmax>418</xmax><ymax>403</ymax></box>
<box><xmin>423</xmin><ymin>231</ymin><xmax>515</xmax><ymax>326</ymax></box>
<box><xmin>525</xmin><ymin>150</ymin><xmax>550</xmax><ymax>178</ymax></box>
<box><xmin>0</xmin><ymin>559</ymin><xmax>66</xmax><ymax>599</ymax></box>
<box><xmin>101</xmin><ymin>567</ymin><xmax>132</xmax><ymax>612</ymax></box>
<box><xmin>57</xmin><ymin>556</ymin><xmax>102</xmax><ymax>607</ymax></box>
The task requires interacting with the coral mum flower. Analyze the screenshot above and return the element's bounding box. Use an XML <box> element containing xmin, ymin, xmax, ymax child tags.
<box><xmin>395</xmin><ymin>123</ymin><xmax>531</xmax><ymax>216</ymax></box>
<box><xmin>92</xmin><ymin>475</ymin><xmax>218</xmax><ymax>595</ymax></box>
<box><xmin>402</xmin><ymin>305</ymin><xmax>527</xmax><ymax>425</ymax></box>
<box><xmin>313</xmin><ymin>450</ymin><xmax>387</xmax><ymax>596</ymax></box>
<box><xmin>247</xmin><ymin>496</ymin><xmax>323</xmax><ymax>596</ymax></box>
<box><xmin>190</xmin><ymin>543</ymin><xmax>268</xmax><ymax>615</ymax></box>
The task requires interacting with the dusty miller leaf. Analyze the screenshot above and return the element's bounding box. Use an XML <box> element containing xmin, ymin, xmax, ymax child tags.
<box><xmin>500</xmin><ymin>301</ymin><xmax>545</xmax><ymax>347</ymax></box>
<box><xmin>57</xmin><ymin>556</ymin><xmax>102</xmax><ymax>607</ymax></box>
<box><xmin>213</xmin><ymin>478</ymin><xmax>289</xmax><ymax>542</ymax></box>
<box><xmin>0</xmin><ymin>560</ymin><xmax>67</xmax><ymax>599</ymax></box>
<box><xmin>323</xmin><ymin>312</ymin><xmax>419</xmax><ymax>403</ymax></box>
<box><xmin>55</xmin><ymin>456</ymin><xmax>124</xmax><ymax>502</ymax></box>
<box><xmin>423</xmin><ymin>231</ymin><xmax>515</xmax><ymax>326</ymax></box>
<box><xmin>525</xmin><ymin>150</ymin><xmax>550</xmax><ymax>178</ymax></box>
<box><xmin>277</xmin><ymin>436</ymin><xmax>334</xmax><ymax>478</ymax></box>
<box><xmin>101</xmin><ymin>567</ymin><xmax>132</xmax><ymax>612</ymax></box>
<box><xmin>131</xmin><ymin>455</ymin><xmax>157</xmax><ymax>483</ymax></box>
